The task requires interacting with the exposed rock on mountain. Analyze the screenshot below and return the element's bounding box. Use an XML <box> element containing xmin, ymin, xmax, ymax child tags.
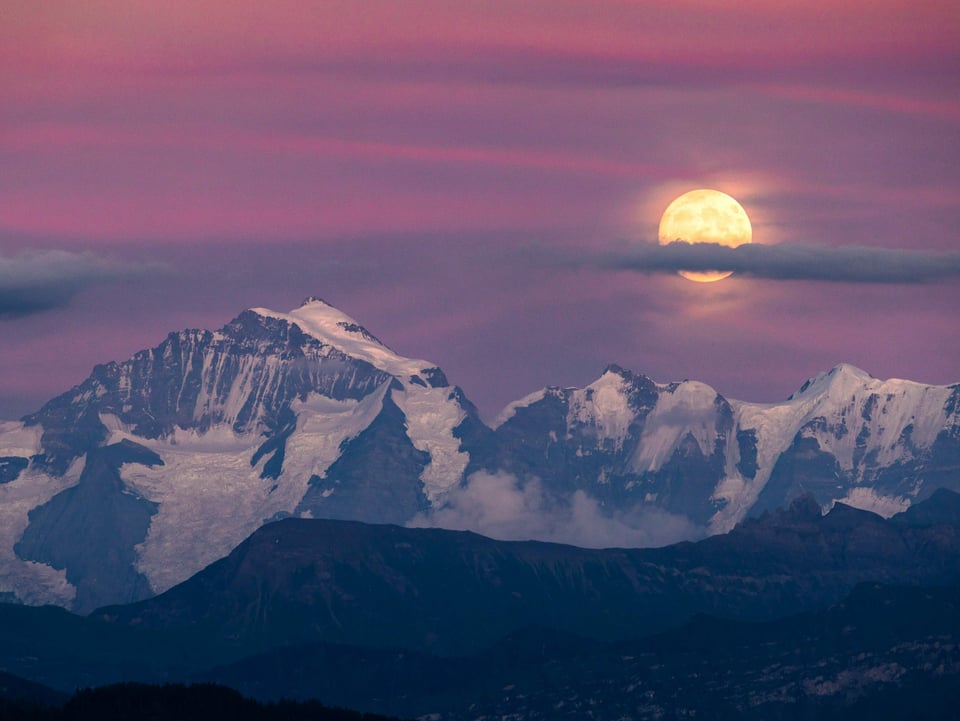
<box><xmin>0</xmin><ymin>298</ymin><xmax>956</xmax><ymax>610</ymax></box>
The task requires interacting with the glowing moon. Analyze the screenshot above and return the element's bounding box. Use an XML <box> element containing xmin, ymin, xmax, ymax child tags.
<box><xmin>658</xmin><ymin>189</ymin><xmax>752</xmax><ymax>282</ymax></box>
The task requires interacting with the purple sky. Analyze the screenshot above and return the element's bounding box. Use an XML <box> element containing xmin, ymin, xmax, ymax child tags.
<box><xmin>2</xmin><ymin>1</ymin><xmax>958</xmax><ymax>421</ymax></box>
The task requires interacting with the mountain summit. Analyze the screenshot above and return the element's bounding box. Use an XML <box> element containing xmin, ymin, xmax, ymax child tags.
<box><xmin>0</xmin><ymin>300</ymin><xmax>957</xmax><ymax>611</ymax></box>
<box><xmin>0</xmin><ymin>300</ymin><xmax>475</xmax><ymax>610</ymax></box>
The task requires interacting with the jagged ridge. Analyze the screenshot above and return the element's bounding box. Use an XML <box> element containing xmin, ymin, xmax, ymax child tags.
<box><xmin>0</xmin><ymin>298</ymin><xmax>957</xmax><ymax>612</ymax></box>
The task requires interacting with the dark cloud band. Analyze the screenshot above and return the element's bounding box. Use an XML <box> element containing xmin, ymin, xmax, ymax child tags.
<box><xmin>0</xmin><ymin>251</ymin><xmax>162</xmax><ymax>318</ymax></box>
<box><xmin>598</xmin><ymin>241</ymin><xmax>960</xmax><ymax>283</ymax></box>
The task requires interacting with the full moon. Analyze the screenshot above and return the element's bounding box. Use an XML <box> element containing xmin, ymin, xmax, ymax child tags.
<box><xmin>658</xmin><ymin>189</ymin><xmax>752</xmax><ymax>283</ymax></box>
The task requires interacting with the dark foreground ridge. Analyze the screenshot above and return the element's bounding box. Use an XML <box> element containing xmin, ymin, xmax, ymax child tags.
<box><xmin>0</xmin><ymin>682</ymin><xmax>407</xmax><ymax>721</ymax></box>
<box><xmin>196</xmin><ymin>583</ymin><xmax>960</xmax><ymax>721</ymax></box>
<box><xmin>2</xmin><ymin>585</ymin><xmax>957</xmax><ymax>721</ymax></box>
<box><xmin>92</xmin><ymin>491</ymin><xmax>960</xmax><ymax>656</ymax></box>
<box><xmin>0</xmin><ymin>491</ymin><xmax>958</xmax><ymax>720</ymax></box>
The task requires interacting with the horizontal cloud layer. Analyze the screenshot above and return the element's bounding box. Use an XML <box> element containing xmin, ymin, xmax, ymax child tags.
<box><xmin>0</xmin><ymin>251</ymin><xmax>162</xmax><ymax>318</ymax></box>
<box><xmin>597</xmin><ymin>241</ymin><xmax>960</xmax><ymax>283</ymax></box>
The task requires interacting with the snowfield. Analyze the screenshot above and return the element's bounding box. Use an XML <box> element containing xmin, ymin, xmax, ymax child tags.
<box><xmin>0</xmin><ymin>299</ymin><xmax>956</xmax><ymax>608</ymax></box>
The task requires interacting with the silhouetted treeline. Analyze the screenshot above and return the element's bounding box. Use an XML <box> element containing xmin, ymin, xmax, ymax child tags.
<box><xmin>0</xmin><ymin>682</ymin><xmax>408</xmax><ymax>721</ymax></box>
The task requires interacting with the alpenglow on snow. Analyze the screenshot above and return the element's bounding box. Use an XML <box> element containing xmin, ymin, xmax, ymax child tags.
<box><xmin>0</xmin><ymin>297</ymin><xmax>957</xmax><ymax>611</ymax></box>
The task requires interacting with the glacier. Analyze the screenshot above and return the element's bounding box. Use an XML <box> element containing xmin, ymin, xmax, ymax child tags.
<box><xmin>0</xmin><ymin>298</ymin><xmax>956</xmax><ymax>611</ymax></box>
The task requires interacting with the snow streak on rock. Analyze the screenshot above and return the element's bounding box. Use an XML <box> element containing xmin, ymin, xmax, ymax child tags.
<box><xmin>0</xmin><ymin>298</ymin><xmax>956</xmax><ymax>610</ymax></box>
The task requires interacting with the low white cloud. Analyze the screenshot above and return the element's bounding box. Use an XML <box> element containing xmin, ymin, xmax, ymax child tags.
<box><xmin>0</xmin><ymin>250</ymin><xmax>163</xmax><ymax>318</ymax></box>
<box><xmin>409</xmin><ymin>471</ymin><xmax>702</xmax><ymax>549</ymax></box>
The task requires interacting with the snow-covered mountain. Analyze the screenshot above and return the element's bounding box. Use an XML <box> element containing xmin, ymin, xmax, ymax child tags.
<box><xmin>0</xmin><ymin>299</ymin><xmax>477</xmax><ymax>611</ymax></box>
<box><xmin>0</xmin><ymin>298</ymin><xmax>957</xmax><ymax>611</ymax></box>
<box><xmin>478</xmin><ymin>363</ymin><xmax>958</xmax><ymax>534</ymax></box>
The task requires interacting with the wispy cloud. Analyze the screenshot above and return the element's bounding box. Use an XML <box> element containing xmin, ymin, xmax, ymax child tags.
<box><xmin>0</xmin><ymin>250</ymin><xmax>163</xmax><ymax>318</ymax></box>
<box><xmin>409</xmin><ymin>471</ymin><xmax>701</xmax><ymax>549</ymax></box>
<box><xmin>595</xmin><ymin>241</ymin><xmax>960</xmax><ymax>283</ymax></box>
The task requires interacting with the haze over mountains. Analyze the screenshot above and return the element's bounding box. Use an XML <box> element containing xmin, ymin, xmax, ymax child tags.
<box><xmin>0</xmin><ymin>298</ymin><xmax>957</xmax><ymax>611</ymax></box>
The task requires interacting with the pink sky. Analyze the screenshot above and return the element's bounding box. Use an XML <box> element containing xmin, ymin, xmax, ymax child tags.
<box><xmin>1</xmin><ymin>1</ymin><xmax>958</xmax><ymax>419</ymax></box>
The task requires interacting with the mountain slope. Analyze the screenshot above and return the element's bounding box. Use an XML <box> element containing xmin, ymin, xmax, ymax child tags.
<box><xmin>0</xmin><ymin>297</ymin><xmax>956</xmax><ymax>611</ymax></box>
<box><xmin>92</xmin><ymin>491</ymin><xmax>960</xmax><ymax>656</ymax></box>
<box><xmin>0</xmin><ymin>298</ymin><xmax>478</xmax><ymax>611</ymax></box>
<box><xmin>478</xmin><ymin>362</ymin><xmax>959</xmax><ymax>534</ymax></box>
<box><xmin>0</xmin><ymin>492</ymin><xmax>957</xmax><ymax>707</ymax></box>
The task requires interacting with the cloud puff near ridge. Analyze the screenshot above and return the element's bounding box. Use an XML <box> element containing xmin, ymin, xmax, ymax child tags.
<box><xmin>597</xmin><ymin>241</ymin><xmax>960</xmax><ymax>283</ymax></box>
<box><xmin>0</xmin><ymin>250</ymin><xmax>162</xmax><ymax>318</ymax></box>
<box><xmin>409</xmin><ymin>471</ymin><xmax>702</xmax><ymax>549</ymax></box>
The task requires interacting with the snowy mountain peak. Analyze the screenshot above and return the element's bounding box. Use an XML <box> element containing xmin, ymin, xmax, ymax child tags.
<box><xmin>599</xmin><ymin>364</ymin><xmax>647</xmax><ymax>386</ymax></box>
<box><xmin>570</xmin><ymin>370</ymin><xmax>634</xmax><ymax>434</ymax></box>
<box><xmin>252</xmin><ymin>302</ymin><xmax>443</xmax><ymax>386</ymax></box>
<box><xmin>826</xmin><ymin>363</ymin><xmax>872</xmax><ymax>382</ymax></box>
<box><xmin>789</xmin><ymin>363</ymin><xmax>873</xmax><ymax>400</ymax></box>
<box><xmin>287</xmin><ymin>299</ymin><xmax>389</xmax><ymax>348</ymax></box>
<box><xmin>1</xmin><ymin>291</ymin><xmax>957</xmax><ymax>613</ymax></box>
<box><xmin>660</xmin><ymin>378</ymin><xmax>719</xmax><ymax>400</ymax></box>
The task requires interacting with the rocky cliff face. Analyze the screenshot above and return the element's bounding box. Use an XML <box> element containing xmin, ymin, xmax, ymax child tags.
<box><xmin>24</xmin><ymin>311</ymin><xmax>396</xmax><ymax>476</ymax></box>
<box><xmin>475</xmin><ymin>363</ymin><xmax>959</xmax><ymax>533</ymax></box>
<box><xmin>473</xmin><ymin>366</ymin><xmax>733</xmax><ymax>526</ymax></box>
<box><xmin>0</xmin><ymin>299</ymin><xmax>477</xmax><ymax>611</ymax></box>
<box><xmin>0</xmin><ymin>298</ymin><xmax>957</xmax><ymax>611</ymax></box>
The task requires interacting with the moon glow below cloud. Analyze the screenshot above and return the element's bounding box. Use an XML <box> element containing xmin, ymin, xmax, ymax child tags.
<box><xmin>657</xmin><ymin>189</ymin><xmax>753</xmax><ymax>283</ymax></box>
<box><xmin>597</xmin><ymin>241</ymin><xmax>960</xmax><ymax>284</ymax></box>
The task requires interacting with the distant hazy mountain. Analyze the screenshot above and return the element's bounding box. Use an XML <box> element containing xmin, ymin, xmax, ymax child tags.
<box><xmin>0</xmin><ymin>298</ymin><xmax>957</xmax><ymax>610</ymax></box>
